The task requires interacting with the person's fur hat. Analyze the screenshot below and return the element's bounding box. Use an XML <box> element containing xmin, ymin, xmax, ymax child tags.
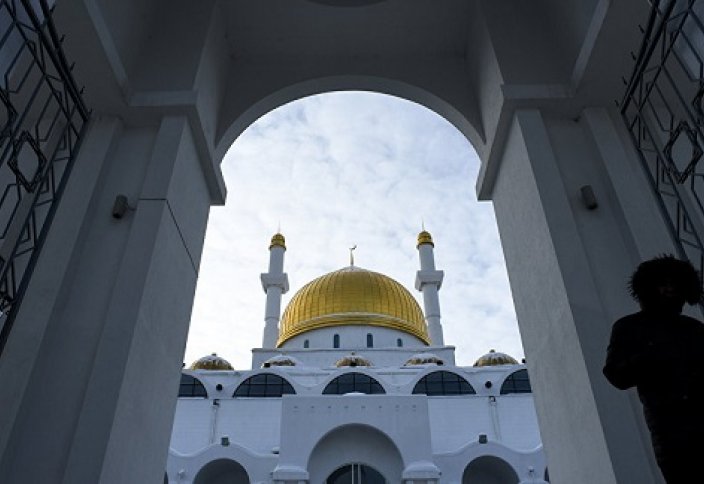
<box><xmin>629</xmin><ymin>254</ymin><xmax>703</xmax><ymax>305</ymax></box>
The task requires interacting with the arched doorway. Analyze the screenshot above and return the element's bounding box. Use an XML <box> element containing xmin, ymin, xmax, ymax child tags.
<box><xmin>193</xmin><ymin>458</ymin><xmax>249</xmax><ymax>484</ymax></box>
<box><xmin>327</xmin><ymin>463</ymin><xmax>386</xmax><ymax>484</ymax></box>
<box><xmin>462</xmin><ymin>455</ymin><xmax>518</xmax><ymax>484</ymax></box>
<box><xmin>308</xmin><ymin>424</ymin><xmax>403</xmax><ymax>483</ymax></box>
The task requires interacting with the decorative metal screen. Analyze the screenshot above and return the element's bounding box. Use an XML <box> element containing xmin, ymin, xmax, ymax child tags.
<box><xmin>621</xmin><ymin>0</ymin><xmax>704</xmax><ymax>276</ymax></box>
<box><xmin>0</xmin><ymin>0</ymin><xmax>89</xmax><ymax>354</ymax></box>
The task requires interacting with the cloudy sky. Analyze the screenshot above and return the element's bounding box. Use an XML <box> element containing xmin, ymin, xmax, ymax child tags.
<box><xmin>185</xmin><ymin>91</ymin><xmax>524</xmax><ymax>368</ymax></box>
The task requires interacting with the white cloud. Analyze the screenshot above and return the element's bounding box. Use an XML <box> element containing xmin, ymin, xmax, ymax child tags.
<box><xmin>185</xmin><ymin>91</ymin><xmax>524</xmax><ymax>368</ymax></box>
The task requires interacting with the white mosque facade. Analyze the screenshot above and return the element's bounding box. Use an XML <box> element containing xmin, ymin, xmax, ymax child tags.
<box><xmin>167</xmin><ymin>232</ymin><xmax>546</xmax><ymax>484</ymax></box>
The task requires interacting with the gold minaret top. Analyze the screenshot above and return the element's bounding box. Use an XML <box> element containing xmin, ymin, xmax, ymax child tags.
<box><xmin>417</xmin><ymin>230</ymin><xmax>434</xmax><ymax>248</ymax></box>
<box><xmin>270</xmin><ymin>233</ymin><xmax>286</xmax><ymax>250</ymax></box>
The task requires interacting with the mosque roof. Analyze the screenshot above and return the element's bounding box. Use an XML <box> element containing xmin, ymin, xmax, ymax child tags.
<box><xmin>277</xmin><ymin>266</ymin><xmax>429</xmax><ymax>346</ymax></box>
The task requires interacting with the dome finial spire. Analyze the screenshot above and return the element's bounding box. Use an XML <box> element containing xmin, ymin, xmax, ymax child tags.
<box><xmin>349</xmin><ymin>245</ymin><xmax>357</xmax><ymax>266</ymax></box>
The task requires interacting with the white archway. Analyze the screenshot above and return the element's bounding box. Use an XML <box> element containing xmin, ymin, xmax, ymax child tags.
<box><xmin>0</xmin><ymin>2</ymin><xmax>667</xmax><ymax>484</ymax></box>
<box><xmin>307</xmin><ymin>424</ymin><xmax>403</xmax><ymax>483</ymax></box>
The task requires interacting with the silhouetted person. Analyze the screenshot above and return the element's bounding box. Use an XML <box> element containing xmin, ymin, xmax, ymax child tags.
<box><xmin>603</xmin><ymin>255</ymin><xmax>704</xmax><ymax>484</ymax></box>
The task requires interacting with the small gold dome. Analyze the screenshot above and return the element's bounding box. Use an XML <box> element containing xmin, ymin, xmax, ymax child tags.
<box><xmin>190</xmin><ymin>353</ymin><xmax>234</xmax><ymax>371</ymax></box>
<box><xmin>262</xmin><ymin>355</ymin><xmax>300</xmax><ymax>368</ymax></box>
<box><xmin>270</xmin><ymin>233</ymin><xmax>286</xmax><ymax>250</ymax></box>
<box><xmin>405</xmin><ymin>353</ymin><xmax>444</xmax><ymax>366</ymax></box>
<box><xmin>277</xmin><ymin>266</ymin><xmax>429</xmax><ymax>346</ymax></box>
<box><xmin>336</xmin><ymin>353</ymin><xmax>373</xmax><ymax>367</ymax></box>
<box><xmin>473</xmin><ymin>349</ymin><xmax>519</xmax><ymax>367</ymax></box>
<box><xmin>417</xmin><ymin>230</ymin><xmax>434</xmax><ymax>248</ymax></box>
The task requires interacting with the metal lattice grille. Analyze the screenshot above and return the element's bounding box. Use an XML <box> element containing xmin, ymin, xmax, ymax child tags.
<box><xmin>0</xmin><ymin>0</ymin><xmax>89</xmax><ymax>354</ymax></box>
<box><xmin>621</xmin><ymin>0</ymin><xmax>704</xmax><ymax>277</ymax></box>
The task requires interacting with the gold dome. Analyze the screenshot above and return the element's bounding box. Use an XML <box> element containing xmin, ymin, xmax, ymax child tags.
<box><xmin>473</xmin><ymin>349</ymin><xmax>519</xmax><ymax>367</ymax></box>
<box><xmin>417</xmin><ymin>230</ymin><xmax>434</xmax><ymax>248</ymax></box>
<box><xmin>277</xmin><ymin>266</ymin><xmax>429</xmax><ymax>346</ymax></box>
<box><xmin>270</xmin><ymin>233</ymin><xmax>286</xmax><ymax>250</ymax></box>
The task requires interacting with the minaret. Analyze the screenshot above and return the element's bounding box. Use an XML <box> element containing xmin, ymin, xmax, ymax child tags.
<box><xmin>260</xmin><ymin>233</ymin><xmax>289</xmax><ymax>348</ymax></box>
<box><xmin>415</xmin><ymin>230</ymin><xmax>445</xmax><ymax>345</ymax></box>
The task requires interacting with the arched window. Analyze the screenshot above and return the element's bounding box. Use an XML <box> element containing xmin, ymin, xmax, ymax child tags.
<box><xmin>233</xmin><ymin>373</ymin><xmax>295</xmax><ymax>397</ymax></box>
<box><xmin>396</xmin><ymin>338</ymin><xmax>403</xmax><ymax>347</ymax></box>
<box><xmin>412</xmin><ymin>371</ymin><xmax>476</xmax><ymax>396</ymax></box>
<box><xmin>327</xmin><ymin>463</ymin><xmax>386</xmax><ymax>483</ymax></box>
<box><xmin>304</xmin><ymin>339</ymin><xmax>310</xmax><ymax>348</ymax></box>
<box><xmin>323</xmin><ymin>372</ymin><xmax>385</xmax><ymax>395</ymax></box>
<box><xmin>179</xmin><ymin>374</ymin><xmax>208</xmax><ymax>397</ymax></box>
<box><xmin>500</xmin><ymin>369</ymin><xmax>531</xmax><ymax>394</ymax></box>
<box><xmin>366</xmin><ymin>333</ymin><xmax>373</xmax><ymax>348</ymax></box>
<box><xmin>333</xmin><ymin>334</ymin><xmax>340</xmax><ymax>348</ymax></box>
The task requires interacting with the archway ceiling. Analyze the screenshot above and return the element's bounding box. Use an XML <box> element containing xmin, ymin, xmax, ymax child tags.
<box><xmin>55</xmin><ymin>0</ymin><xmax>649</xmax><ymax>117</ymax></box>
<box><xmin>51</xmin><ymin>0</ymin><xmax>650</xmax><ymax>200</ymax></box>
<box><xmin>221</xmin><ymin>1</ymin><xmax>473</xmax><ymax>61</ymax></box>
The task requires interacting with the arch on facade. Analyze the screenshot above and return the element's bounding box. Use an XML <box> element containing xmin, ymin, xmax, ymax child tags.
<box><xmin>307</xmin><ymin>424</ymin><xmax>403</xmax><ymax>483</ymax></box>
<box><xmin>461</xmin><ymin>455</ymin><xmax>519</xmax><ymax>484</ymax></box>
<box><xmin>412</xmin><ymin>370</ymin><xmax>476</xmax><ymax>396</ymax></box>
<box><xmin>233</xmin><ymin>372</ymin><xmax>295</xmax><ymax>397</ymax></box>
<box><xmin>178</xmin><ymin>374</ymin><xmax>208</xmax><ymax>398</ymax></box>
<box><xmin>499</xmin><ymin>369</ymin><xmax>531</xmax><ymax>395</ymax></box>
<box><xmin>322</xmin><ymin>371</ymin><xmax>386</xmax><ymax>395</ymax></box>
<box><xmin>193</xmin><ymin>458</ymin><xmax>250</xmax><ymax>484</ymax></box>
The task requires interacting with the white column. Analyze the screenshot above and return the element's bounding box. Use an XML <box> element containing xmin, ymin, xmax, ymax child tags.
<box><xmin>261</xmin><ymin>233</ymin><xmax>289</xmax><ymax>348</ymax></box>
<box><xmin>0</xmin><ymin>115</ymin><xmax>220</xmax><ymax>484</ymax></box>
<box><xmin>488</xmin><ymin>108</ymin><xmax>671</xmax><ymax>484</ymax></box>
<box><xmin>415</xmin><ymin>231</ymin><xmax>444</xmax><ymax>345</ymax></box>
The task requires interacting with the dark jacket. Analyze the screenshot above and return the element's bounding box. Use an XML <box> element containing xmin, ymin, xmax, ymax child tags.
<box><xmin>603</xmin><ymin>311</ymin><xmax>704</xmax><ymax>459</ymax></box>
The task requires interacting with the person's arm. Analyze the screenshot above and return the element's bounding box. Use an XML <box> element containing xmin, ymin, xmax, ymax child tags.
<box><xmin>603</xmin><ymin>318</ymin><xmax>649</xmax><ymax>390</ymax></box>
